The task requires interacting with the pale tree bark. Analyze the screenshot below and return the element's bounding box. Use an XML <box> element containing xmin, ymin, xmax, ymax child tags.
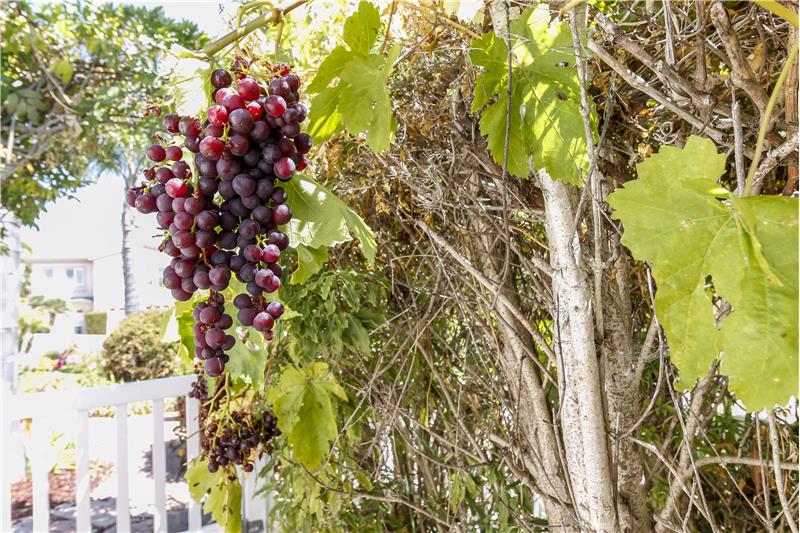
<box><xmin>120</xmin><ymin>195</ymin><xmax>139</xmax><ymax>315</ymax></box>
<box><xmin>539</xmin><ymin>173</ymin><xmax>619</xmax><ymax>532</ymax></box>
<box><xmin>117</xmin><ymin>152</ymin><xmax>142</xmax><ymax>315</ymax></box>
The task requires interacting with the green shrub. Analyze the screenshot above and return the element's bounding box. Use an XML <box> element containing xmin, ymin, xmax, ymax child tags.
<box><xmin>101</xmin><ymin>310</ymin><xmax>181</xmax><ymax>382</ymax></box>
<box><xmin>83</xmin><ymin>312</ymin><xmax>107</xmax><ymax>334</ymax></box>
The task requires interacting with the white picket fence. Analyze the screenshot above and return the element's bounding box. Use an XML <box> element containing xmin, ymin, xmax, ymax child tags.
<box><xmin>1</xmin><ymin>375</ymin><xmax>270</xmax><ymax>532</ymax></box>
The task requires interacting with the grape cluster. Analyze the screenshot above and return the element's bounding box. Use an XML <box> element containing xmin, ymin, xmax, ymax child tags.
<box><xmin>202</xmin><ymin>409</ymin><xmax>281</xmax><ymax>473</ymax></box>
<box><xmin>126</xmin><ymin>63</ymin><xmax>311</xmax><ymax>378</ymax></box>
<box><xmin>187</xmin><ymin>372</ymin><xmax>280</xmax><ymax>472</ymax></box>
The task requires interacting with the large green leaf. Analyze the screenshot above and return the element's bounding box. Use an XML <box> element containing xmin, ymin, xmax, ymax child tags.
<box><xmin>167</xmin><ymin>44</ymin><xmax>212</xmax><ymax>118</ymax></box>
<box><xmin>284</xmin><ymin>174</ymin><xmax>376</xmax><ymax>282</ymax></box>
<box><xmin>306</xmin><ymin>1</ymin><xmax>397</xmax><ymax>151</ymax></box>
<box><xmin>186</xmin><ymin>458</ymin><xmax>217</xmax><ymax>503</ymax></box>
<box><xmin>204</xmin><ymin>475</ymin><xmax>242</xmax><ymax>533</ymax></box>
<box><xmin>470</xmin><ymin>6</ymin><xmax>594</xmax><ymax>184</ymax></box>
<box><xmin>266</xmin><ymin>362</ymin><xmax>347</xmax><ymax>469</ymax></box>
<box><xmin>609</xmin><ymin>136</ymin><xmax>798</xmax><ymax>411</ymax></box>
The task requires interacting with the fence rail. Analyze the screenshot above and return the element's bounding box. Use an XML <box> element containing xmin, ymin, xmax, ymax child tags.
<box><xmin>1</xmin><ymin>374</ymin><xmax>268</xmax><ymax>532</ymax></box>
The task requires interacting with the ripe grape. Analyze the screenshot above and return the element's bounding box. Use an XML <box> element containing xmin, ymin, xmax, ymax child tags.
<box><xmin>208</xmin><ymin>105</ymin><xmax>229</xmax><ymax>126</ymax></box>
<box><xmin>236</xmin><ymin>77</ymin><xmax>260</xmax><ymax>101</ymax></box>
<box><xmin>211</xmin><ymin>69</ymin><xmax>232</xmax><ymax>89</ymax></box>
<box><xmin>263</xmin><ymin>95</ymin><xmax>286</xmax><ymax>117</ymax></box>
<box><xmin>166</xmin><ymin>146</ymin><xmax>183</xmax><ymax>161</ymax></box>
<box><xmin>228</xmin><ymin>108</ymin><xmax>254</xmax><ymax>133</ymax></box>
<box><xmin>147</xmin><ymin>145</ymin><xmax>166</xmax><ymax>162</ymax></box>
<box><xmin>274</xmin><ymin>157</ymin><xmax>295</xmax><ymax>180</ymax></box>
<box><xmin>200</xmin><ymin>136</ymin><xmax>225</xmax><ymax>160</ymax></box>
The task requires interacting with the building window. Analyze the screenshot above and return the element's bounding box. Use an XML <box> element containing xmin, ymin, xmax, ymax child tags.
<box><xmin>45</xmin><ymin>268</ymin><xmax>54</xmax><ymax>278</ymax></box>
<box><xmin>65</xmin><ymin>267</ymin><xmax>86</xmax><ymax>287</ymax></box>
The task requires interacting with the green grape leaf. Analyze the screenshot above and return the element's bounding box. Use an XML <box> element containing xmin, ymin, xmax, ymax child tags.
<box><xmin>609</xmin><ymin>136</ymin><xmax>799</xmax><ymax>411</ymax></box>
<box><xmin>284</xmin><ymin>174</ymin><xmax>376</xmax><ymax>267</ymax></box>
<box><xmin>266</xmin><ymin>362</ymin><xmax>347</xmax><ymax>469</ymax></box>
<box><xmin>293</xmin><ymin>245</ymin><xmax>330</xmax><ymax>284</ymax></box>
<box><xmin>225</xmin><ymin>328</ymin><xmax>266</xmax><ymax>389</ymax></box>
<box><xmin>307</xmin><ymin>2</ymin><xmax>397</xmax><ymax>151</ymax></box>
<box><xmin>186</xmin><ymin>458</ymin><xmax>218</xmax><ymax>503</ymax></box>
<box><xmin>343</xmin><ymin>1</ymin><xmax>381</xmax><ymax>54</ymax></box>
<box><xmin>168</xmin><ymin>44</ymin><xmax>212</xmax><ymax>118</ymax></box>
<box><xmin>470</xmin><ymin>6</ymin><xmax>594</xmax><ymax>184</ymax></box>
<box><xmin>204</xmin><ymin>476</ymin><xmax>242</xmax><ymax>533</ymax></box>
<box><xmin>52</xmin><ymin>58</ymin><xmax>74</xmax><ymax>84</ymax></box>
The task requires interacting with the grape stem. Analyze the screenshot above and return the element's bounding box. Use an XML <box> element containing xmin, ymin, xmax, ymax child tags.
<box><xmin>204</xmin><ymin>372</ymin><xmax>229</xmax><ymax>408</ymax></box>
<box><xmin>201</xmin><ymin>0</ymin><xmax>310</xmax><ymax>58</ymax></box>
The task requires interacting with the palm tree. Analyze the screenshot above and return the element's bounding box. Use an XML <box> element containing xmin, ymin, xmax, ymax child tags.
<box><xmin>98</xmin><ymin>148</ymin><xmax>144</xmax><ymax>315</ymax></box>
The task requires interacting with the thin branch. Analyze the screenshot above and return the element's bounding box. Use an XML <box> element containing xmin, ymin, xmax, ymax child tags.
<box><xmin>769</xmin><ymin>411</ymin><xmax>799</xmax><ymax>533</ymax></box>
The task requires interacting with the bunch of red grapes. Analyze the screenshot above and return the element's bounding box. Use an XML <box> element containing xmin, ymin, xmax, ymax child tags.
<box><xmin>187</xmin><ymin>371</ymin><xmax>280</xmax><ymax>473</ymax></box>
<box><xmin>127</xmin><ymin>64</ymin><xmax>310</xmax><ymax>378</ymax></box>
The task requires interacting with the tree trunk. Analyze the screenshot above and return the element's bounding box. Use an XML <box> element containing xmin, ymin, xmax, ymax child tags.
<box><xmin>539</xmin><ymin>172</ymin><xmax>620</xmax><ymax>532</ymax></box>
<box><xmin>121</xmin><ymin>175</ymin><xmax>139</xmax><ymax>315</ymax></box>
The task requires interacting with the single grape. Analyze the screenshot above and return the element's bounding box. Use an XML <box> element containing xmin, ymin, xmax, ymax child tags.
<box><xmin>229</xmin><ymin>108</ymin><xmax>254</xmax><ymax>133</ymax></box>
<box><xmin>262</xmin><ymin>244</ymin><xmax>281</xmax><ymax>263</ymax></box>
<box><xmin>147</xmin><ymin>144</ymin><xmax>166</xmax><ymax>162</ymax></box>
<box><xmin>199</xmin><ymin>306</ymin><xmax>221</xmax><ymax>326</ymax></box>
<box><xmin>285</xmin><ymin>73</ymin><xmax>300</xmax><ymax>91</ymax></box>
<box><xmin>233</xmin><ymin>294</ymin><xmax>253</xmax><ymax>309</ymax></box>
<box><xmin>174</xmin><ymin>211</ymin><xmax>194</xmax><ymax>230</ymax></box>
<box><xmin>207</xmin><ymin>105</ymin><xmax>229</xmax><ymax>126</ymax></box>
<box><xmin>155</xmin><ymin>167</ymin><xmax>175</xmax><ymax>184</ymax></box>
<box><xmin>266</xmin><ymin>301</ymin><xmax>284</xmax><ymax>319</ymax></box>
<box><xmin>205</xmin><ymin>328</ymin><xmax>226</xmax><ymax>349</ymax></box>
<box><xmin>255</xmin><ymin>267</ymin><xmax>274</xmax><ymax>288</ymax></box>
<box><xmin>205</xmin><ymin>357</ymin><xmax>224</xmax><ymax>377</ymax></box>
<box><xmin>268</xmin><ymin>78</ymin><xmax>290</xmax><ymax>97</ymax></box>
<box><xmin>211</xmin><ymin>69</ymin><xmax>232</xmax><ymax>89</ymax></box>
<box><xmin>238</xmin><ymin>219</ymin><xmax>260</xmax><ymax>239</ymax></box>
<box><xmin>135</xmin><ymin>194</ymin><xmax>157</xmax><ymax>213</ymax></box>
<box><xmin>263</xmin><ymin>95</ymin><xmax>286</xmax><ymax>117</ymax></box>
<box><xmin>237</xmin><ymin>77</ymin><xmax>260</xmax><ymax>101</ymax></box>
<box><xmin>216</xmin><ymin>158</ymin><xmax>241</xmax><ymax>179</ymax></box>
<box><xmin>205</xmin><ymin>124</ymin><xmax>224</xmax><ymax>138</ymax></box>
<box><xmin>156</xmin><ymin>211</ymin><xmax>174</xmax><ymax>229</ymax></box>
<box><xmin>214</xmin><ymin>86</ymin><xmax>234</xmax><ymax>105</ymax></box>
<box><xmin>271</xmin><ymin>188</ymin><xmax>288</xmax><ymax>205</ymax></box>
<box><xmin>237</xmin><ymin>307</ymin><xmax>258</xmax><ymax>326</ymax></box>
<box><xmin>242</xmin><ymin>244</ymin><xmax>262</xmax><ymax>263</ymax></box>
<box><xmin>166</xmin><ymin>146</ymin><xmax>183</xmax><ymax>161</ymax></box>
<box><xmin>165</xmin><ymin>178</ymin><xmax>189</xmax><ymax>198</ymax></box>
<box><xmin>232</xmin><ymin>174</ymin><xmax>256</xmax><ymax>197</ymax></box>
<box><xmin>199</xmin><ymin>136</ymin><xmax>225</xmax><ymax>160</ymax></box>
<box><xmin>209</xmin><ymin>265</ymin><xmax>231</xmax><ymax>286</ymax></box>
<box><xmin>253</xmin><ymin>312</ymin><xmax>274</xmax><ymax>332</ymax></box>
<box><xmin>222</xmin><ymin>93</ymin><xmax>245</xmax><ymax>112</ymax></box>
<box><xmin>268</xmin><ymin>231</ymin><xmax>289</xmax><ymax>251</ymax></box>
<box><xmin>227</xmin><ymin>133</ymin><xmax>250</xmax><ymax>157</ymax></box>
<box><xmin>272</xmin><ymin>204</ymin><xmax>292</xmax><ymax>226</ymax></box>
<box><xmin>171</xmin><ymin>288</ymin><xmax>193</xmax><ymax>301</ymax></box>
<box><xmin>179</xmin><ymin>117</ymin><xmax>202</xmax><ymax>138</ymax></box>
<box><xmin>172</xmin><ymin>161</ymin><xmax>191</xmax><ymax>180</ymax></box>
<box><xmin>274</xmin><ymin>157</ymin><xmax>295</xmax><ymax>180</ymax></box>
<box><xmin>184</xmin><ymin>197</ymin><xmax>203</xmax><ymax>215</ymax></box>
<box><xmin>163</xmin><ymin>113</ymin><xmax>180</xmax><ymax>133</ymax></box>
<box><xmin>294</xmin><ymin>133</ymin><xmax>312</xmax><ymax>154</ymax></box>
<box><xmin>250</xmin><ymin>120</ymin><xmax>271</xmax><ymax>141</ymax></box>
<box><xmin>245</xmin><ymin>100</ymin><xmax>263</xmax><ymax>120</ymax></box>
